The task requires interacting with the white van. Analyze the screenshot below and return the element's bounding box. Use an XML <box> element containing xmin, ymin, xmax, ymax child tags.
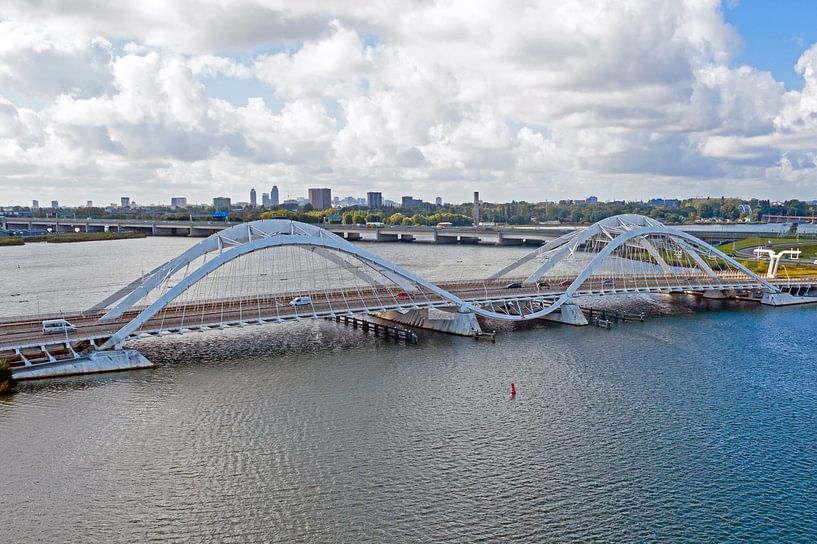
<box><xmin>288</xmin><ymin>296</ymin><xmax>313</xmax><ymax>306</ymax></box>
<box><xmin>42</xmin><ymin>319</ymin><xmax>76</xmax><ymax>334</ymax></box>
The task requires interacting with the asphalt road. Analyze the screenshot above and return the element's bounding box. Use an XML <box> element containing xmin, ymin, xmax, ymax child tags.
<box><xmin>1</xmin><ymin>273</ymin><xmax>794</xmax><ymax>354</ymax></box>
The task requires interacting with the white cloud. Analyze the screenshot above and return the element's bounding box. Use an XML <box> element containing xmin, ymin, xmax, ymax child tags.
<box><xmin>1</xmin><ymin>0</ymin><xmax>817</xmax><ymax>204</ymax></box>
<box><xmin>0</xmin><ymin>22</ymin><xmax>114</xmax><ymax>105</ymax></box>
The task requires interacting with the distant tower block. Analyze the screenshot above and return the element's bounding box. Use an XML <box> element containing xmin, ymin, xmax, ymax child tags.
<box><xmin>270</xmin><ymin>185</ymin><xmax>280</xmax><ymax>206</ymax></box>
<box><xmin>367</xmin><ymin>191</ymin><xmax>383</xmax><ymax>209</ymax></box>
<box><xmin>308</xmin><ymin>188</ymin><xmax>332</xmax><ymax>210</ymax></box>
<box><xmin>250</xmin><ymin>188</ymin><xmax>257</xmax><ymax>207</ymax></box>
<box><xmin>473</xmin><ymin>191</ymin><xmax>480</xmax><ymax>226</ymax></box>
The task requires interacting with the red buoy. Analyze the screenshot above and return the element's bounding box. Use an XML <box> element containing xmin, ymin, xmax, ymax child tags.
<box><xmin>511</xmin><ymin>383</ymin><xmax>516</xmax><ymax>396</ymax></box>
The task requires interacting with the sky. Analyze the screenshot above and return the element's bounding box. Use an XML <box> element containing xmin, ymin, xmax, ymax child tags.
<box><xmin>2</xmin><ymin>0</ymin><xmax>817</xmax><ymax>206</ymax></box>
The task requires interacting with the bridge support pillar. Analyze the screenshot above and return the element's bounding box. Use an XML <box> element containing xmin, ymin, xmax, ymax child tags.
<box><xmin>760</xmin><ymin>292</ymin><xmax>817</xmax><ymax>306</ymax></box>
<box><xmin>372</xmin><ymin>307</ymin><xmax>483</xmax><ymax>336</ymax></box>
<box><xmin>538</xmin><ymin>303</ymin><xmax>588</xmax><ymax>326</ymax></box>
<box><xmin>434</xmin><ymin>234</ymin><xmax>458</xmax><ymax>244</ymax></box>
<box><xmin>152</xmin><ymin>226</ymin><xmax>175</xmax><ymax>236</ymax></box>
<box><xmin>497</xmin><ymin>235</ymin><xmax>524</xmax><ymax>246</ymax></box>
<box><xmin>11</xmin><ymin>349</ymin><xmax>154</xmax><ymax>381</ymax></box>
<box><xmin>702</xmin><ymin>289</ymin><xmax>736</xmax><ymax>299</ymax></box>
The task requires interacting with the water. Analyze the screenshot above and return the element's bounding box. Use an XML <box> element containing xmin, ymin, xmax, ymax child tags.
<box><xmin>2</xmin><ymin>239</ymin><xmax>817</xmax><ymax>542</ymax></box>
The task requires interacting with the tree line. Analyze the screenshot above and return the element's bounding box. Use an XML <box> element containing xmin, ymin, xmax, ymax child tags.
<box><xmin>11</xmin><ymin>197</ymin><xmax>815</xmax><ymax>226</ymax></box>
<box><xmin>250</xmin><ymin>197</ymin><xmax>817</xmax><ymax>226</ymax></box>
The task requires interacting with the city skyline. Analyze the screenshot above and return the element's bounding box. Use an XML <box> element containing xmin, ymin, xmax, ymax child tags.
<box><xmin>6</xmin><ymin>187</ymin><xmax>817</xmax><ymax>210</ymax></box>
<box><xmin>1</xmin><ymin>2</ymin><xmax>817</xmax><ymax>204</ymax></box>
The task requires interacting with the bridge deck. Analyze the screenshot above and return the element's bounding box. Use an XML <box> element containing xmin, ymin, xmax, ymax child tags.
<box><xmin>1</xmin><ymin>274</ymin><xmax>798</xmax><ymax>355</ymax></box>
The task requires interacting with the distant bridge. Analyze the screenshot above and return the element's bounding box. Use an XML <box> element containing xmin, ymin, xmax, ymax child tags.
<box><xmin>0</xmin><ymin>216</ymin><xmax>797</xmax><ymax>245</ymax></box>
<box><xmin>0</xmin><ymin>217</ymin><xmax>236</xmax><ymax>237</ymax></box>
<box><xmin>2</xmin><ymin>215</ymin><xmax>816</xmax><ymax>380</ymax></box>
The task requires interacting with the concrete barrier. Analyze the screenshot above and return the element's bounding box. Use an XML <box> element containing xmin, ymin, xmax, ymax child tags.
<box><xmin>13</xmin><ymin>349</ymin><xmax>154</xmax><ymax>380</ymax></box>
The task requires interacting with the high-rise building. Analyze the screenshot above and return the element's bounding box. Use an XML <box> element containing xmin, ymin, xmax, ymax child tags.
<box><xmin>51</xmin><ymin>200</ymin><xmax>59</xmax><ymax>209</ymax></box>
<box><xmin>401</xmin><ymin>196</ymin><xmax>422</xmax><ymax>208</ymax></box>
<box><xmin>250</xmin><ymin>188</ymin><xmax>257</xmax><ymax>207</ymax></box>
<box><xmin>170</xmin><ymin>197</ymin><xmax>188</xmax><ymax>208</ymax></box>
<box><xmin>367</xmin><ymin>192</ymin><xmax>383</xmax><ymax>209</ymax></box>
<box><xmin>121</xmin><ymin>196</ymin><xmax>130</xmax><ymax>208</ymax></box>
<box><xmin>86</xmin><ymin>200</ymin><xmax>93</xmax><ymax>208</ymax></box>
<box><xmin>32</xmin><ymin>200</ymin><xmax>39</xmax><ymax>210</ymax></box>
<box><xmin>473</xmin><ymin>191</ymin><xmax>480</xmax><ymax>226</ymax></box>
<box><xmin>435</xmin><ymin>196</ymin><xmax>442</xmax><ymax>206</ymax></box>
<box><xmin>270</xmin><ymin>185</ymin><xmax>279</xmax><ymax>206</ymax></box>
<box><xmin>213</xmin><ymin>197</ymin><xmax>232</xmax><ymax>210</ymax></box>
<box><xmin>262</xmin><ymin>193</ymin><xmax>270</xmax><ymax>208</ymax></box>
<box><xmin>308</xmin><ymin>188</ymin><xmax>332</xmax><ymax>210</ymax></box>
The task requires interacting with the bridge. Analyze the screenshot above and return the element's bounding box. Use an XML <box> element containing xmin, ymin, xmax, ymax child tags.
<box><xmin>2</xmin><ymin>214</ymin><xmax>816</xmax><ymax>380</ymax></box>
<box><xmin>324</xmin><ymin>224</ymin><xmax>571</xmax><ymax>245</ymax></box>
<box><xmin>0</xmin><ymin>216</ymin><xmax>572</xmax><ymax>244</ymax></box>
<box><xmin>1</xmin><ymin>216</ymin><xmax>798</xmax><ymax>245</ymax></box>
<box><xmin>0</xmin><ymin>216</ymin><xmax>236</xmax><ymax>237</ymax></box>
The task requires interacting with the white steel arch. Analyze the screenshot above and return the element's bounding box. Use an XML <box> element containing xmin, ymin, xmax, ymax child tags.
<box><xmin>527</xmin><ymin>225</ymin><xmax>778</xmax><ymax>299</ymax></box>
<box><xmin>97</xmin><ymin>219</ymin><xmax>414</xmax><ymax>320</ymax></box>
<box><xmin>97</xmin><ymin>232</ymin><xmax>486</xmax><ymax>349</ymax></box>
<box><xmin>94</xmin><ymin>217</ymin><xmax>779</xmax><ymax>351</ymax></box>
<box><xmin>490</xmin><ymin>214</ymin><xmax>776</xmax><ymax>289</ymax></box>
<box><xmin>487</xmin><ymin>214</ymin><xmax>667</xmax><ymax>281</ymax></box>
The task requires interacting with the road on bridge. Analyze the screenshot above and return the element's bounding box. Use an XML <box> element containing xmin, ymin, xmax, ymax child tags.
<box><xmin>0</xmin><ymin>273</ymin><xmax>779</xmax><ymax>355</ymax></box>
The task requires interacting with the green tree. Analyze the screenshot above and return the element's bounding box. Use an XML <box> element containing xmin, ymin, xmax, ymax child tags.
<box><xmin>260</xmin><ymin>210</ymin><xmax>297</xmax><ymax>220</ymax></box>
<box><xmin>411</xmin><ymin>213</ymin><xmax>428</xmax><ymax>225</ymax></box>
<box><xmin>386</xmin><ymin>212</ymin><xmax>406</xmax><ymax>225</ymax></box>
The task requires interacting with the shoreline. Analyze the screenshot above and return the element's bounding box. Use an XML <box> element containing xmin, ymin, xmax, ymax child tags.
<box><xmin>0</xmin><ymin>231</ymin><xmax>149</xmax><ymax>246</ymax></box>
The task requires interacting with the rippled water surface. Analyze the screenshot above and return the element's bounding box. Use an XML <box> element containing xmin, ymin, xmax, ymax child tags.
<box><xmin>1</xmin><ymin>238</ymin><xmax>817</xmax><ymax>542</ymax></box>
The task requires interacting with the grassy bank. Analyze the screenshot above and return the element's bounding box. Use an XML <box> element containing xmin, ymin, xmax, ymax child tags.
<box><xmin>21</xmin><ymin>231</ymin><xmax>149</xmax><ymax>244</ymax></box>
<box><xmin>0</xmin><ymin>362</ymin><xmax>16</xmax><ymax>395</ymax></box>
<box><xmin>718</xmin><ymin>237</ymin><xmax>817</xmax><ymax>261</ymax></box>
<box><xmin>737</xmin><ymin>260</ymin><xmax>817</xmax><ymax>279</ymax></box>
<box><xmin>0</xmin><ymin>237</ymin><xmax>25</xmax><ymax>246</ymax></box>
<box><xmin>717</xmin><ymin>237</ymin><xmax>807</xmax><ymax>253</ymax></box>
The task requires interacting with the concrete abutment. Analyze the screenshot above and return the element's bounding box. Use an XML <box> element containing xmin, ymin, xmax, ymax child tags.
<box><xmin>372</xmin><ymin>307</ymin><xmax>483</xmax><ymax>336</ymax></box>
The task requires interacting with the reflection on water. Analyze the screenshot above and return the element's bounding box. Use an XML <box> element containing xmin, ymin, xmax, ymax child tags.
<box><xmin>2</xmin><ymin>239</ymin><xmax>817</xmax><ymax>542</ymax></box>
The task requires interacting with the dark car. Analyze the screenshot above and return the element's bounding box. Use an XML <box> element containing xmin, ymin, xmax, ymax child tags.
<box><xmin>559</xmin><ymin>280</ymin><xmax>572</xmax><ymax>287</ymax></box>
<box><xmin>396</xmin><ymin>292</ymin><xmax>416</xmax><ymax>299</ymax></box>
<box><xmin>504</xmin><ymin>282</ymin><xmax>522</xmax><ymax>289</ymax></box>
